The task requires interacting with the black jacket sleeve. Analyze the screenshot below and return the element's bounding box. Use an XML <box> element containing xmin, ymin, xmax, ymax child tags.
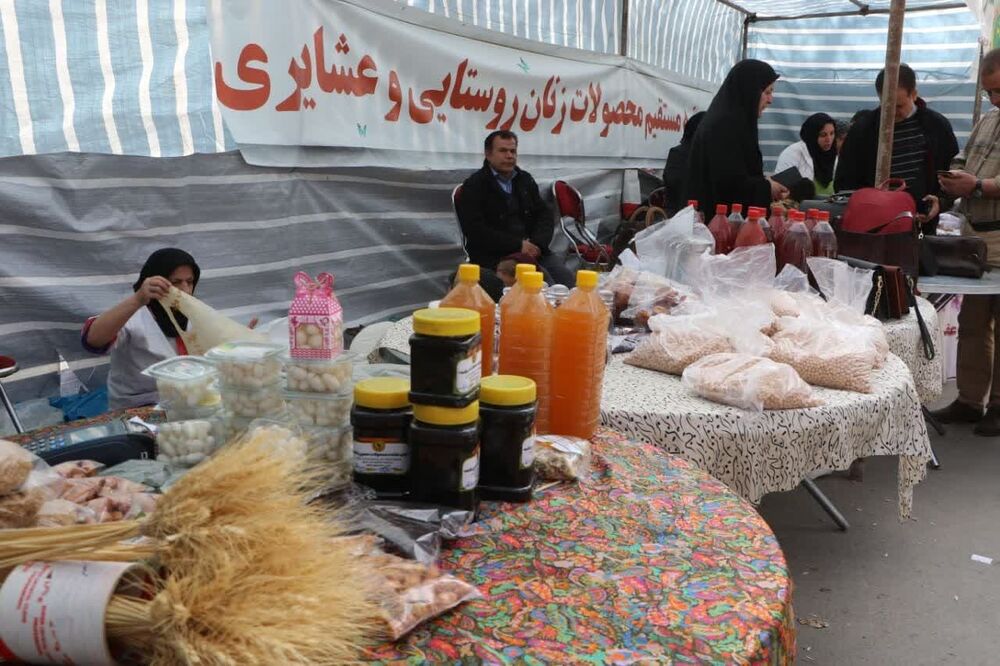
<box><xmin>706</xmin><ymin>121</ymin><xmax>771</xmax><ymax>211</ymax></box>
<box><xmin>835</xmin><ymin>119</ymin><xmax>869</xmax><ymax>192</ymax></box>
<box><xmin>523</xmin><ymin>173</ymin><xmax>555</xmax><ymax>252</ymax></box>
<box><xmin>456</xmin><ymin>173</ymin><xmax>523</xmax><ymax>258</ymax></box>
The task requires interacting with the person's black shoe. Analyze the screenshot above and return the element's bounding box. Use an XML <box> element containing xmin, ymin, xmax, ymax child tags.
<box><xmin>929</xmin><ymin>399</ymin><xmax>984</xmax><ymax>424</ymax></box>
<box><xmin>974</xmin><ymin>405</ymin><xmax>1000</xmax><ymax>436</ymax></box>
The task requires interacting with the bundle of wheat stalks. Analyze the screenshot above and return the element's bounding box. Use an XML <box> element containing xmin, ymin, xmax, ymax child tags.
<box><xmin>0</xmin><ymin>427</ymin><xmax>379</xmax><ymax>665</ymax></box>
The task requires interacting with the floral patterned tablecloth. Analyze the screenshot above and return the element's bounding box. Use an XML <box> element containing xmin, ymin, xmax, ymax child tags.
<box><xmin>369</xmin><ymin>428</ymin><xmax>795</xmax><ymax>665</ymax></box>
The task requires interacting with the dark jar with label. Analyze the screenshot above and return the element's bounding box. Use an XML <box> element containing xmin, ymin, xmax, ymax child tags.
<box><xmin>409</xmin><ymin>401</ymin><xmax>480</xmax><ymax>513</ymax></box>
<box><xmin>351</xmin><ymin>377</ymin><xmax>413</xmax><ymax>496</ymax></box>
<box><xmin>478</xmin><ymin>375</ymin><xmax>536</xmax><ymax>502</ymax></box>
<box><xmin>409</xmin><ymin>307</ymin><xmax>482</xmax><ymax>408</ymax></box>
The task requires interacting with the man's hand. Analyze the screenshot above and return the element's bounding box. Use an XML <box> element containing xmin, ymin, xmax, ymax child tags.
<box><xmin>767</xmin><ymin>177</ymin><xmax>789</xmax><ymax>201</ymax></box>
<box><xmin>938</xmin><ymin>170</ymin><xmax>977</xmax><ymax>197</ymax></box>
<box><xmin>521</xmin><ymin>239</ymin><xmax>541</xmax><ymax>258</ymax></box>
<box><xmin>916</xmin><ymin>195</ymin><xmax>940</xmax><ymax>226</ymax></box>
<box><xmin>134</xmin><ymin>276</ymin><xmax>172</xmax><ymax>306</ymax></box>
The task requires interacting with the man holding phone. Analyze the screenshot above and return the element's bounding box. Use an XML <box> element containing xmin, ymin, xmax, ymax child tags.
<box><xmin>932</xmin><ymin>49</ymin><xmax>1000</xmax><ymax>434</ymax></box>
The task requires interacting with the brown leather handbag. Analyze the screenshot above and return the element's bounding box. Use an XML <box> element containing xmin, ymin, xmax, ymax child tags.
<box><xmin>921</xmin><ymin>235</ymin><xmax>990</xmax><ymax>279</ymax></box>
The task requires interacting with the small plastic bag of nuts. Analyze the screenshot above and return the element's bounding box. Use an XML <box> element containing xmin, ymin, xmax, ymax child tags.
<box><xmin>369</xmin><ymin>550</ymin><xmax>481</xmax><ymax>640</ymax></box>
<box><xmin>533</xmin><ymin>435</ymin><xmax>592</xmax><ymax>481</ymax></box>
<box><xmin>682</xmin><ymin>352</ymin><xmax>822</xmax><ymax>411</ymax></box>
<box><xmin>625</xmin><ymin>313</ymin><xmax>733</xmax><ymax>375</ymax></box>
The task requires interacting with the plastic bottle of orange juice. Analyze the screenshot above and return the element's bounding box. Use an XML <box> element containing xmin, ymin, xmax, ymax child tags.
<box><xmin>500</xmin><ymin>263</ymin><xmax>538</xmax><ymax>305</ymax></box>
<box><xmin>440</xmin><ymin>264</ymin><xmax>496</xmax><ymax>375</ymax></box>
<box><xmin>549</xmin><ymin>270</ymin><xmax>610</xmax><ymax>439</ymax></box>
<box><xmin>499</xmin><ymin>271</ymin><xmax>553</xmax><ymax>433</ymax></box>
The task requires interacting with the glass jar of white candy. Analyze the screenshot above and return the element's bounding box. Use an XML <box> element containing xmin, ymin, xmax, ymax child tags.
<box><xmin>206</xmin><ymin>341</ymin><xmax>284</xmax><ymax>389</ymax></box>
<box><xmin>283</xmin><ymin>351</ymin><xmax>355</xmax><ymax>394</ymax></box>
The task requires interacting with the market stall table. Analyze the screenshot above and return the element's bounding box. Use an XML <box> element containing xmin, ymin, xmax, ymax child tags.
<box><xmin>601</xmin><ymin>354</ymin><xmax>931</xmax><ymax>520</ymax></box>
<box><xmin>367</xmin><ymin>428</ymin><xmax>794</xmax><ymax>664</ymax></box>
<box><xmin>9</xmin><ymin>416</ymin><xmax>796</xmax><ymax>665</ymax></box>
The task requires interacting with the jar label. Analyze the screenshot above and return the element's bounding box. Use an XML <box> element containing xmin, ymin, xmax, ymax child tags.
<box><xmin>460</xmin><ymin>448</ymin><xmax>480</xmax><ymax>491</ymax></box>
<box><xmin>353</xmin><ymin>438</ymin><xmax>410</xmax><ymax>475</ymax></box>
<box><xmin>520</xmin><ymin>436</ymin><xmax>535</xmax><ymax>469</ymax></box>
<box><xmin>455</xmin><ymin>348</ymin><xmax>482</xmax><ymax>394</ymax></box>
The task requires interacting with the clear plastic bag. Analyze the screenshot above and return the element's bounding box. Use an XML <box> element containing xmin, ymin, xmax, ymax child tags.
<box><xmin>633</xmin><ymin>207</ymin><xmax>715</xmax><ymax>282</ymax></box>
<box><xmin>370</xmin><ymin>550</ymin><xmax>482</xmax><ymax>640</ymax></box>
<box><xmin>625</xmin><ymin>312</ymin><xmax>733</xmax><ymax>376</ymax></box>
<box><xmin>35</xmin><ymin>498</ymin><xmax>98</xmax><ymax>527</ymax></box>
<box><xmin>157</xmin><ymin>286</ymin><xmax>268</xmax><ymax>355</ymax></box>
<box><xmin>682</xmin><ymin>353</ymin><xmax>822</xmax><ymax>412</ymax></box>
<box><xmin>0</xmin><ymin>438</ymin><xmax>35</xmax><ymax>494</ymax></box>
<box><xmin>619</xmin><ymin>273</ymin><xmax>692</xmax><ymax>329</ymax></box>
<box><xmin>533</xmin><ymin>435</ymin><xmax>592</xmax><ymax>481</ymax></box>
<box><xmin>52</xmin><ymin>460</ymin><xmax>106</xmax><ymax>479</ymax></box>
<box><xmin>85</xmin><ymin>492</ymin><xmax>160</xmax><ymax>523</ymax></box>
<box><xmin>807</xmin><ymin>257</ymin><xmax>874</xmax><ymax>315</ymax></box>
<box><xmin>683</xmin><ymin>244</ymin><xmax>777</xmax><ymax>301</ymax></box>
<box><xmin>769</xmin><ymin>317</ymin><xmax>879</xmax><ymax>393</ymax></box>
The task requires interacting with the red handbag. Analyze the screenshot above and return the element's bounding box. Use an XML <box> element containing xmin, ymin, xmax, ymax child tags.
<box><xmin>841</xmin><ymin>179</ymin><xmax>916</xmax><ymax>234</ymax></box>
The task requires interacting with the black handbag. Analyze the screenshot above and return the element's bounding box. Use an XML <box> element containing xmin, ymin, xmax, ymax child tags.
<box><xmin>921</xmin><ymin>235</ymin><xmax>990</xmax><ymax>278</ymax></box>
<box><xmin>836</xmin><ymin>256</ymin><xmax>935</xmax><ymax>360</ymax></box>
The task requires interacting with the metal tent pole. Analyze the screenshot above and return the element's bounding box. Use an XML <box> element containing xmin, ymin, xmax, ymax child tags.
<box><xmin>974</xmin><ymin>41</ymin><xmax>986</xmax><ymax>126</ymax></box>
<box><xmin>620</xmin><ymin>0</ymin><xmax>629</xmax><ymax>56</ymax></box>
<box><xmin>875</xmin><ymin>0</ymin><xmax>907</xmax><ymax>185</ymax></box>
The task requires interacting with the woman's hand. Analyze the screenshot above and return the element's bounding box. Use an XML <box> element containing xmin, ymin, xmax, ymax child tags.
<box><xmin>767</xmin><ymin>177</ymin><xmax>789</xmax><ymax>201</ymax></box>
<box><xmin>134</xmin><ymin>276</ymin><xmax>173</xmax><ymax>305</ymax></box>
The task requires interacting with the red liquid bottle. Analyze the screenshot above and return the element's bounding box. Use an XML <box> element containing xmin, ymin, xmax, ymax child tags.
<box><xmin>727</xmin><ymin>203</ymin><xmax>745</xmax><ymax>239</ymax></box>
<box><xmin>769</xmin><ymin>205</ymin><xmax>788</xmax><ymax>248</ymax></box>
<box><xmin>805</xmin><ymin>208</ymin><xmax>820</xmax><ymax>233</ymax></box>
<box><xmin>708</xmin><ymin>204</ymin><xmax>733</xmax><ymax>254</ymax></box>
<box><xmin>734</xmin><ymin>207</ymin><xmax>769</xmax><ymax>248</ymax></box>
<box><xmin>811</xmin><ymin>211</ymin><xmax>838</xmax><ymax>259</ymax></box>
<box><xmin>780</xmin><ymin>212</ymin><xmax>813</xmax><ymax>273</ymax></box>
<box><xmin>687</xmin><ymin>199</ymin><xmax>704</xmax><ymax>224</ymax></box>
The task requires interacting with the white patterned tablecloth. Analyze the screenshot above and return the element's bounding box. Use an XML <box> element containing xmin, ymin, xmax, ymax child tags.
<box><xmin>377</xmin><ymin>315</ymin><xmax>933</xmax><ymax>518</ymax></box>
<box><xmin>601</xmin><ymin>353</ymin><xmax>931</xmax><ymax>519</ymax></box>
<box><xmin>882</xmin><ymin>296</ymin><xmax>943</xmax><ymax>405</ymax></box>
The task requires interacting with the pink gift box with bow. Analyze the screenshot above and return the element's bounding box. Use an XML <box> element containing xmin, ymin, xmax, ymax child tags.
<box><xmin>288</xmin><ymin>271</ymin><xmax>344</xmax><ymax>359</ymax></box>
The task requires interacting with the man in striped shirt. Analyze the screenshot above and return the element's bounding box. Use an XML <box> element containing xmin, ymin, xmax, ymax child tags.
<box><xmin>931</xmin><ymin>49</ymin><xmax>1000</xmax><ymax>435</ymax></box>
<box><xmin>835</xmin><ymin>64</ymin><xmax>959</xmax><ymax>225</ymax></box>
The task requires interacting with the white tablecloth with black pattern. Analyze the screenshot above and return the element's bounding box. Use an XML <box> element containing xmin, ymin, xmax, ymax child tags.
<box><xmin>600</xmin><ymin>353</ymin><xmax>931</xmax><ymax>519</ymax></box>
<box><xmin>377</xmin><ymin>315</ymin><xmax>934</xmax><ymax>518</ymax></box>
<box><xmin>881</xmin><ymin>296</ymin><xmax>943</xmax><ymax>405</ymax></box>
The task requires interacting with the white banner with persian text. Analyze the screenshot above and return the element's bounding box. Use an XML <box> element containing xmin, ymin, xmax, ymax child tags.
<box><xmin>207</xmin><ymin>0</ymin><xmax>713</xmax><ymax>168</ymax></box>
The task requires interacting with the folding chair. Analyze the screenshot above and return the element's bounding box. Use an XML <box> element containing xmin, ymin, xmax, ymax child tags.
<box><xmin>552</xmin><ymin>180</ymin><xmax>612</xmax><ymax>272</ymax></box>
<box><xmin>647</xmin><ymin>187</ymin><xmax>668</xmax><ymax>211</ymax></box>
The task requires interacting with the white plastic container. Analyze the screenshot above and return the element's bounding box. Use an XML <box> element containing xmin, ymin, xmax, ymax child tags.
<box><xmin>220</xmin><ymin>382</ymin><xmax>286</xmax><ymax>419</ymax></box>
<box><xmin>156</xmin><ymin>417</ymin><xmax>224</xmax><ymax>468</ymax></box>
<box><xmin>142</xmin><ymin>356</ymin><xmax>220</xmax><ymax>410</ymax></box>
<box><xmin>284</xmin><ymin>391</ymin><xmax>352</xmax><ymax>428</ymax></box>
<box><xmin>283</xmin><ymin>351</ymin><xmax>355</xmax><ymax>394</ymax></box>
<box><xmin>206</xmin><ymin>341</ymin><xmax>284</xmax><ymax>389</ymax></box>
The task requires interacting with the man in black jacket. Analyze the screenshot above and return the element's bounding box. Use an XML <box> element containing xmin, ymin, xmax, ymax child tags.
<box><xmin>835</xmin><ymin>64</ymin><xmax>959</xmax><ymax>221</ymax></box>
<box><xmin>456</xmin><ymin>130</ymin><xmax>574</xmax><ymax>300</ymax></box>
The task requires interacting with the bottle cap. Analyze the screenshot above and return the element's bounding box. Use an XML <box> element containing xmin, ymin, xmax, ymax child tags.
<box><xmin>687</xmin><ymin>199</ymin><xmax>699</xmax><ymax>209</ymax></box>
<box><xmin>354</xmin><ymin>377</ymin><xmax>411</xmax><ymax>410</ymax></box>
<box><xmin>521</xmin><ymin>271</ymin><xmax>544</xmax><ymax>290</ymax></box>
<box><xmin>808</xmin><ymin>208</ymin><xmax>820</xmax><ymax>216</ymax></box>
<box><xmin>457</xmin><ymin>264</ymin><xmax>480</xmax><ymax>282</ymax></box>
<box><xmin>716</xmin><ymin>204</ymin><xmax>728</xmax><ymax>215</ymax></box>
<box><xmin>413</xmin><ymin>307</ymin><xmax>480</xmax><ymax>337</ymax></box>
<box><xmin>413</xmin><ymin>401</ymin><xmax>479</xmax><ymax>426</ymax></box>
<box><xmin>731</xmin><ymin>203</ymin><xmax>743</xmax><ymax>213</ymax></box>
<box><xmin>576</xmin><ymin>270</ymin><xmax>598</xmax><ymax>289</ymax></box>
<box><xmin>515</xmin><ymin>264</ymin><xmax>535</xmax><ymax>281</ymax></box>
<box><xmin>819</xmin><ymin>211</ymin><xmax>831</xmax><ymax>221</ymax></box>
<box><xmin>480</xmin><ymin>375</ymin><xmax>536</xmax><ymax>406</ymax></box>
